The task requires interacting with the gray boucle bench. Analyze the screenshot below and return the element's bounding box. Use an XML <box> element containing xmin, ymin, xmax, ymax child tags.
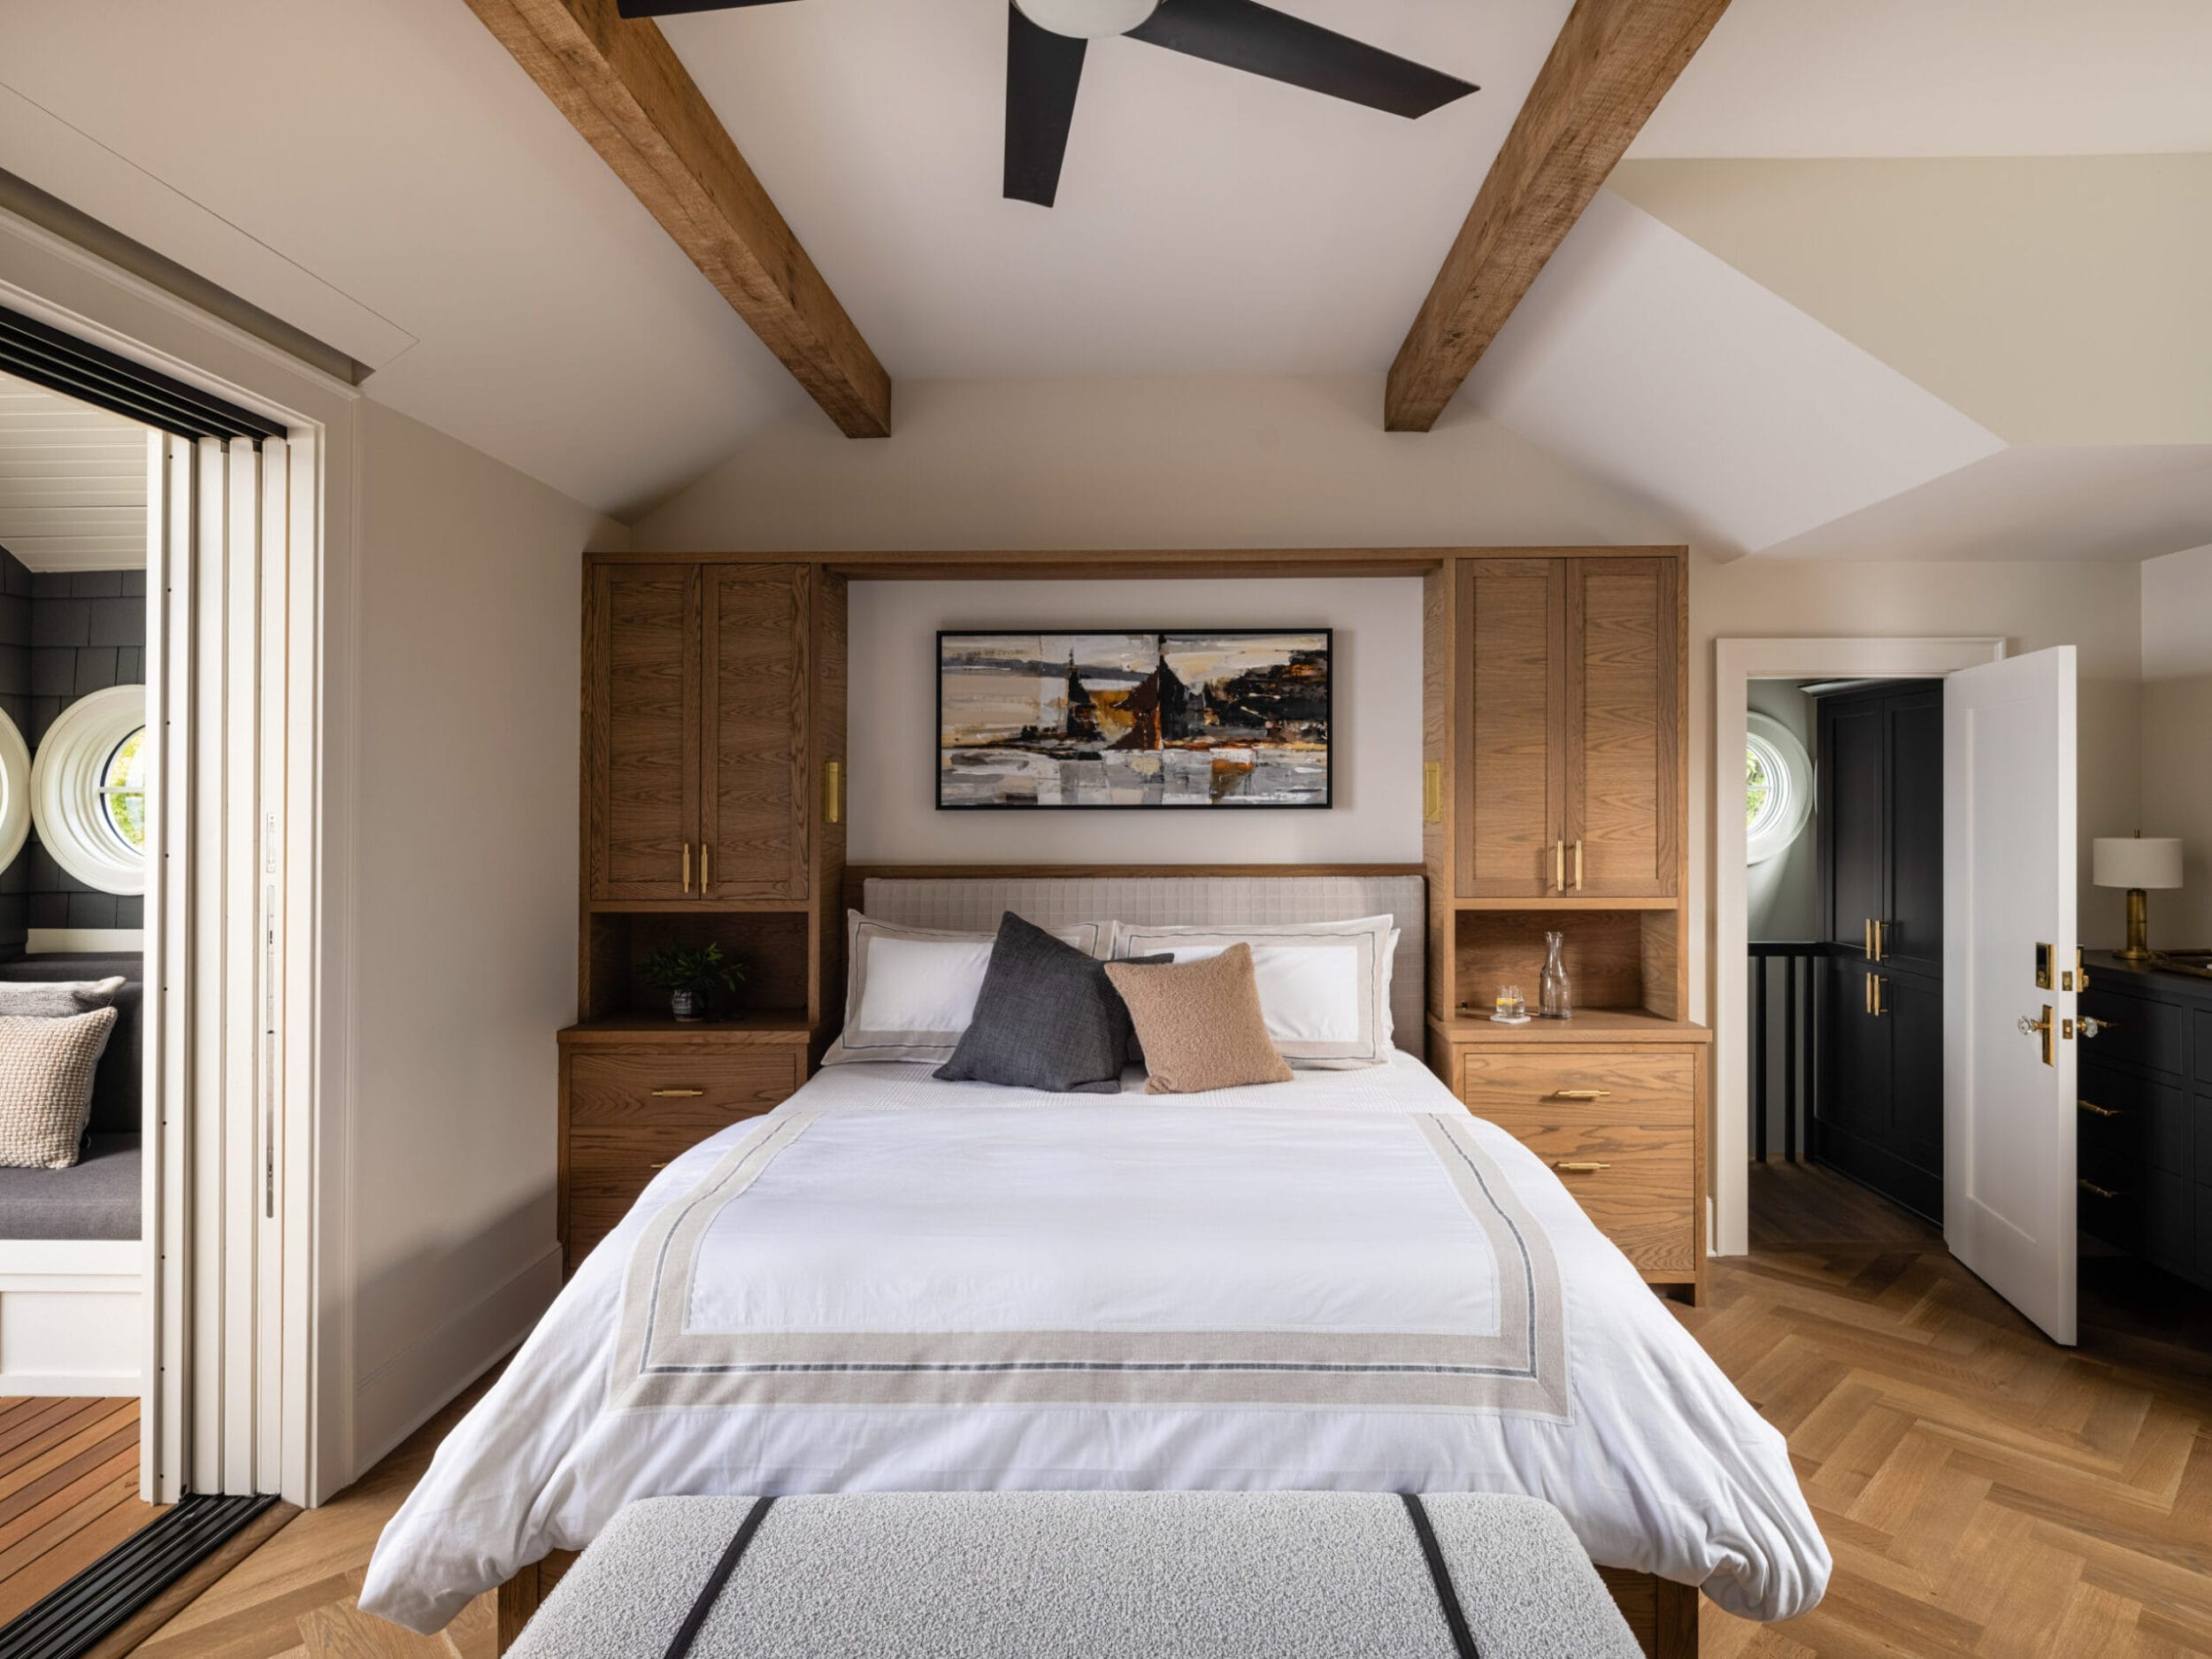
<box><xmin>508</xmin><ymin>1491</ymin><xmax>1642</xmax><ymax>1659</ymax></box>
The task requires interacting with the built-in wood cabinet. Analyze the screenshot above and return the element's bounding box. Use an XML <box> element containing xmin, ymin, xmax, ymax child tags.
<box><xmin>1455</xmin><ymin>556</ymin><xmax>1678</xmax><ymax>902</ymax></box>
<box><xmin>1428</xmin><ymin>549</ymin><xmax>1702</xmax><ymax>1302</ymax></box>
<box><xmin>557</xmin><ymin>1020</ymin><xmax>809</xmax><ymax>1269</ymax></box>
<box><xmin>1813</xmin><ymin>680</ymin><xmax>1944</xmax><ymax>1219</ymax></box>
<box><xmin>565</xmin><ymin>553</ymin><xmax>847</xmax><ymax>1277</ymax></box>
<box><xmin>587</xmin><ymin>560</ymin><xmax>812</xmax><ymax>905</ymax></box>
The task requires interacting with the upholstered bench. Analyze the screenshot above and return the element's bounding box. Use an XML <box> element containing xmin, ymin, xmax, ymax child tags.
<box><xmin>507</xmin><ymin>1491</ymin><xmax>1642</xmax><ymax>1659</ymax></box>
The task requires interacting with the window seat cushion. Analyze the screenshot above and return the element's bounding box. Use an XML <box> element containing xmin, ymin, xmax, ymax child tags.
<box><xmin>0</xmin><ymin>1133</ymin><xmax>140</xmax><ymax>1239</ymax></box>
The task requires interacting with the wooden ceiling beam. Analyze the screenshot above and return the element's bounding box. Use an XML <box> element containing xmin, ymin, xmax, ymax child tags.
<box><xmin>1384</xmin><ymin>0</ymin><xmax>1731</xmax><ymax>433</ymax></box>
<box><xmin>468</xmin><ymin>0</ymin><xmax>891</xmax><ymax>437</ymax></box>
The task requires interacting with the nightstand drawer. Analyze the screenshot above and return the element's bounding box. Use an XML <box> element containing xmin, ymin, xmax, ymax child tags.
<box><xmin>1458</xmin><ymin>1048</ymin><xmax>1694</xmax><ymax>1127</ymax></box>
<box><xmin>1509</xmin><ymin>1120</ymin><xmax>1696</xmax><ymax>1273</ymax></box>
<box><xmin>565</xmin><ymin>1049</ymin><xmax>803</xmax><ymax>1263</ymax></box>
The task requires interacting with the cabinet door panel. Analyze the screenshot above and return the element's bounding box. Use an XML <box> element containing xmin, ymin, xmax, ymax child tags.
<box><xmin>1564</xmin><ymin>558</ymin><xmax>1678</xmax><ymax>897</ymax></box>
<box><xmin>1455</xmin><ymin>560</ymin><xmax>1564</xmax><ymax>897</ymax></box>
<box><xmin>588</xmin><ymin>563</ymin><xmax>698</xmax><ymax>902</ymax></box>
<box><xmin>1819</xmin><ymin>698</ymin><xmax>1886</xmax><ymax>950</ymax></box>
<box><xmin>701</xmin><ymin>565</ymin><xmax>810</xmax><ymax>902</ymax></box>
<box><xmin>1885</xmin><ymin>691</ymin><xmax>1945</xmax><ymax>971</ymax></box>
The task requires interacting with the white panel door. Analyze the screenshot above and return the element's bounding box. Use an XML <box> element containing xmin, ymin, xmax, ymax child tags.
<box><xmin>1943</xmin><ymin>646</ymin><xmax>2077</xmax><ymax>1345</ymax></box>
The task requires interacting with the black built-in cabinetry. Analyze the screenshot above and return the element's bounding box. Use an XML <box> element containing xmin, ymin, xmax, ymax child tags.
<box><xmin>2077</xmin><ymin>953</ymin><xmax>2212</xmax><ymax>1292</ymax></box>
<box><xmin>1814</xmin><ymin>681</ymin><xmax>1945</xmax><ymax>1219</ymax></box>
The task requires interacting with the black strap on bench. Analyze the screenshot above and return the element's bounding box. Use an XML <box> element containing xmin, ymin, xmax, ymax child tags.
<box><xmin>1402</xmin><ymin>1493</ymin><xmax>1481</xmax><ymax>1659</ymax></box>
<box><xmin>662</xmin><ymin>1495</ymin><xmax>777</xmax><ymax>1659</ymax></box>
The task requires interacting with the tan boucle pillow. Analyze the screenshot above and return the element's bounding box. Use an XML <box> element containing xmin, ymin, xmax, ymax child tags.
<box><xmin>1105</xmin><ymin>944</ymin><xmax>1293</xmax><ymax>1095</ymax></box>
<box><xmin>0</xmin><ymin>1008</ymin><xmax>118</xmax><ymax>1168</ymax></box>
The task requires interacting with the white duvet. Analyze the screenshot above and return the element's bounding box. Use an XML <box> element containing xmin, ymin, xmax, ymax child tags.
<box><xmin>363</xmin><ymin>1053</ymin><xmax>1827</xmax><ymax>1632</ymax></box>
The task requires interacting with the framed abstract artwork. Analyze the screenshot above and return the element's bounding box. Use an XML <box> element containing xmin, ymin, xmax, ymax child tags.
<box><xmin>937</xmin><ymin>629</ymin><xmax>1332</xmax><ymax>810</ymax></box>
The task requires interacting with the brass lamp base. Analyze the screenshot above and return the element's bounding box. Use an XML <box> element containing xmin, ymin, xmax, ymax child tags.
<box><xmin>2113</xmin><ymin>887</ymin><xmax>2154</xmax><ymax>962</ymax></box>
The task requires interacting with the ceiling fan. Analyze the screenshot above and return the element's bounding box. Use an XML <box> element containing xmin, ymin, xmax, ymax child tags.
<box><xmin>612</xmin><ymin>0</ymin><xmax>1479</xmax><ymax>209</ymax></box>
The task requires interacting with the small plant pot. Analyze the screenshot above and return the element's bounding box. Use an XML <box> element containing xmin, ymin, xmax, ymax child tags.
<box><xmin>669</xmin><ymin>988</ymin><xmax>707</xmax><ymax>1024</ymax></box>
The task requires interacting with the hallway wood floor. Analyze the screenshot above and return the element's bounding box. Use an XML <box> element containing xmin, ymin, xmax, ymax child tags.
<box><xmin>0</xmin><ymin>1394</ymin><xmax>162</xmax><ymax>1626</ymax></box>
<box><xmin>1692</xmin><ymin>1162</ymin><xmax>2212</xmax><ymax>1655</ymax></box>
<box><xmin>119</xmin><ymin>1163</ymin><xmax>2212</xmax><ymax>1657</ymax></box>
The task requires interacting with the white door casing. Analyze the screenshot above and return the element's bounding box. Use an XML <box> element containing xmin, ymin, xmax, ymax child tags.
<box><xmin>1943</xmin><ymin>646</ymin><xmax>2078</xmax><ymax>1346</ymax></box>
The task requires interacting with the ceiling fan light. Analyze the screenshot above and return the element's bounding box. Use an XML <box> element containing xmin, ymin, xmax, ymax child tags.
<box><xmin>1014</xmin><ymin>0</ymin><xmax>1159</xmax><ymax>40</ymax></box>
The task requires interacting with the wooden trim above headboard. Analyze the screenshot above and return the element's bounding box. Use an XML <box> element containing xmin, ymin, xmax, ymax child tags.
<box><xmin>841</xmin><ymin>863</ymin><xmax>1425</xmax><ymax>915</ymax></box>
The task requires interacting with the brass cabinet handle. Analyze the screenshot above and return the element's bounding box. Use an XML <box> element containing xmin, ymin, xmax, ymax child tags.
<box><xmin>1870</xmin><ymin>974</ymin><xmax>1886</xmax><ymax>1018</ymax></box>
<box><xmin>1554</xmin><ymin>1088</ymin><xmax>1611</xmax><ymax>1101</ymax></box>
<box><xmin>824</xmin><ymin>759</ymin><xmax>845</xmax><ymax>826</ymax></box>
<box><xmin>1554</xmin><ymin>1160</ymin><xmax>1612</xmax><ymax>1173</ymax></box>
<box><xmin>1863</xmin><ymin>918</ymin><xmax>1873</xmax><ymax>959</ymax></box>
<box><xmin>650</xmin><ymin>1087</ymin><xmax>707</xmax><ymax>1098</ymax></box>
<box><xmin>648</xmin><ymin>1161</ymin><xmax>670</xmax><ymax>1171</ymax></box>
<box><xmin>681</xmin><ymin>842</ymin><xmax>692</xmax><ymax>894</ymax></box>
<box><xmin>1873</xmin><ymin>920</ymin><xmax>1886</xmax><ymax>961</ymax></box>
<box><xmin>2078</xmin><ymin>1179</ymin><xmax>2120</xmax><ymax>1200</ymax></box>
<box><xmin>1572</xmin><ymin>840</ymin><xmax>1583</xmax><ymax>891</ymax></box>
<box><xmin>1553</xmin><ymin>840</ymin><xmax>1564</xmax><ymax>893</ymax></box>
<box><xmin>2076</xmin><ymin>1098</ymin><xmax>2123</xmax><ymax>1118</ymax></box>
<box><xmin>701</xmin><ymin>844</ymin><xmax>711</xmax><ymax>889</ymax></box>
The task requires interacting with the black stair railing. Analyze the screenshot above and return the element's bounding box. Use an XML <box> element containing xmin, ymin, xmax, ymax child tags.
<box><xmin>1747</xmin><ymin>942</ymin><xmax>1831</xmax><ymax>1162</ymax></box>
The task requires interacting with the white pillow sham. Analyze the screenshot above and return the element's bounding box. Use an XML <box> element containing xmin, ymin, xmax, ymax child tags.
<box><xmin>822</xmin><ymin>912</ymin><xmax>1107</xmax><ymax>1068</ymax></box>
<box><xmin>1109</xmin><ymin>914</ymin><xmax>1395</xmax><ymax>1069</ymax></box>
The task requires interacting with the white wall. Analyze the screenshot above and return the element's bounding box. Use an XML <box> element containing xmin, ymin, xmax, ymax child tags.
<box><xmin>632</xmin><ymin>375</ymin><xmax>1686</xmax><ymax>552</ymax></box>
<box><xmin>1745</xmin><ymin>680</ymin><xmax>1818</xmax><ymax>941</ymax></box>
<box><xmin>1690</xmin><ymin>553</ymin><xmax>2145</xmax><ymax>1035</ymax></box>
<box><xmin>2140</xmin><ymin>541</ymin><xmax>2212</xmax><ymax>942</ymax></box>
<box><xmin>347</xmin><ymin>400</ymin><xmax>622</xmax><ymax>1468</ymax></box>
<box><xmin>851</xmin><ymin>580</ymin><xmax>1419</xmax><ymax>864</ymax></box>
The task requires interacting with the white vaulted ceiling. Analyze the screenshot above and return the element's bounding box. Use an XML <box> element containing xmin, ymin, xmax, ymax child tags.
<box><xmin>1</xmin><ymin>0</ymin><xmax>2208</xmax><ymax>565</ymax></box>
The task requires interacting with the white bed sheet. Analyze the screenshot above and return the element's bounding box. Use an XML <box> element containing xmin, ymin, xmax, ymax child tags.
<box><xmin>362</xmin><ymin>1053</ymin><xmax>1827</xmax><ymax>1632</ymax></box>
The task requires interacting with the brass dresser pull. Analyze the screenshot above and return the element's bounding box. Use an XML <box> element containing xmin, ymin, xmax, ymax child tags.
<box><xmin>1554</xmin><ymin>1088</ymin><xmax>1611</xmax><ymax>1101</ymax></box>
<box><xmin>681</xmin><ymin>842</ymin><xmax>692</xmax><ymax>894</ymax></box>
<box><xmin>650</xmin><ymin>1087</ymin><xmax>707</xmax><ymax>1098</ymax></box>
<box><xmin>2078</xmin><ymin>1179</ymin><xmax>2119</xmax><ymax>1200</ymax></box>
<box><xmin>1554</xmin><ymin>1161</ymin><xmax>1611</xmax><ymax>1173</ymax></box>
<box><xmin>2076</xmin><ymin>1099</ymin><xmax>2122</xmax><ymax>1118</ymax></box>
<box><xmin>1553</xmin><ymin>841</ymin><xmax>1564</xmax><ymax>892</ymax></box>
<box><xmin>1572</xmin><ymin>840</ymin><xmax>1584</xmax><ymax>891</ymax></box>
<box><xmin>649</xmin><ymin>1161</ymin><xmax>670</xmax><ymax>1171</ymax></box>
<box><xmin>702</xmin><ymin>845</ymin><xmax>710</xmax><ymax>888</ymax></box>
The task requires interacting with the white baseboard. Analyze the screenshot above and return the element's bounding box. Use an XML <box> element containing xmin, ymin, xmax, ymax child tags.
<box><xmin>349</xmin><ymin>1241</ymin><xmax>562</xmax><ymax>1481</ymax></box>
<box><xmin>0</xmin><ymin>1367</ymin><xmax>138</xmax><ymax>1395</ymax></box>
<box><xmin>0</xmin><ymin>1248</ymin><xmax>142</xmax><ymax>1394</ymax></box>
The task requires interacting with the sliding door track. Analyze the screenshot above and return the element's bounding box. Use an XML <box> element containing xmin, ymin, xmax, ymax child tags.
<box><xmin>0</xmin><ymin>1493</ymin><xmax>282</xmax><ymax>1659</ymax></box>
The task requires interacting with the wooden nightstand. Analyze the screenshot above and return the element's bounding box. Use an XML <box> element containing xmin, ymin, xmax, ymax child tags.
<box><xmin>1428</xmin><ymin>1011</ymin><xmax>1709</xmax><ymax>1304</ymax></box>
<box><xmin>556</xmin><ymin>1015</ymin><xmax>811</xmax><ymax>1271</ymax></box>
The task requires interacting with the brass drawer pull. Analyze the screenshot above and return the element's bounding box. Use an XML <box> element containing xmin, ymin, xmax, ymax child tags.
<box><xmin>1572</xmin><ymin>840</ymin><xmax>1583</xmax><ymax>892</ymax></box>
<box><xmin>2078</xmin><ymin>1179</ymin><xmax>2120</xmax><ymax>1200</ymax></box>
<box><xmin>1554</xmin><ymin>1160</ymin><xmax>1612</xmax><ymax>1173</ymax></box>
<box><xmin>2076</xmin><ymin>1099</ymin><xmax>2123</xmax><ymax>1118</ymax></box>
<box><xmin>650</xmin><ymin>1087</ymin><xmax>707</xmax><ymax>1098</ymax></box>
<box><xmin>649</xmin><ymin>1161</ymin><xmax>670</xmax><ymax>1171</ymax></box>
<box><xmin>1554</xmin><ymin>1088</ymin><xmax>1611</xmax><ymax>1101</ymax></box>
<box><xmin>1553</xmin><ymin>840</ymin><xmax>1564</xmax><ymax>893</ymax></box>
<box><xmin>681</xmin><ymin>842</ymin><xmax>692</xmax><ymax>894</ymax></box>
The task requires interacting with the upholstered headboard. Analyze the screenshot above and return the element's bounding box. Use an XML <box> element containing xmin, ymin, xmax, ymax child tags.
<box><xmin>859</xmin><ymin>873</ymin><xmax>1425</xmax><ymax>1054</ymax></box>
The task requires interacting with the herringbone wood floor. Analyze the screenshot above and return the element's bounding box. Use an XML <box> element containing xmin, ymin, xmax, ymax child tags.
<box><xmin>1688</xmin><ymin>1163</ymin><xmax>2212</xmax><ymax>1657</ymax></box>
<box><xmin>119</xmin><ymin>1162</ymin><xmax>2212</xmax><ymax>1656</ymax></box>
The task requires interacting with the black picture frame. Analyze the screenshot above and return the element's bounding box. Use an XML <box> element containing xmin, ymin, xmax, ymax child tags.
<box><xmin>935</xmin><ymin>627</ymin><xmax>1333</xmax><ymax>810</ymax></box>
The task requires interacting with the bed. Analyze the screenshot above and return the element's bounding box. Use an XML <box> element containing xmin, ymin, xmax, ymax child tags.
<box><xmin>359</xmin><ymin>878</ymin><xmax>1826</xmax><ymax>1651</ymax></box>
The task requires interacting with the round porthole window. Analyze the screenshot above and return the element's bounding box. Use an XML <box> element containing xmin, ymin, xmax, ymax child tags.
<box><xmin>32</xmin><ymin>685</ymin><xmax>147</xmax><ymax>895</ymax></box>
<box><xmin>1746</xmin><ymin>711</ymin><xmax>1813</xmax><ymax>866</ymax></box>
<box><xmin>0</xmin><ymin>708</ymin><xmax>28</xmax><ymax>875</ymax></box>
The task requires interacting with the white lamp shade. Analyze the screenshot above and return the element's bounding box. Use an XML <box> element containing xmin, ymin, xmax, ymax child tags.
<box><xmin>2093</xmin><ymin>836</ymin><xmax>2183</xmax><ymax>889</ymax></box>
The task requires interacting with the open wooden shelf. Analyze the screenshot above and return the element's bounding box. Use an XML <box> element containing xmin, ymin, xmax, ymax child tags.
<box><xmin>1450</xmin><ymin>905</ymin><xmax>1682</xmax><ymax>1023</ymax></box>
<box><xmin>560</xmin><ymin>1011</ymin><xmax>813</xmax><ymax>1045</ymax></box>
<box><xmin>1431</xmin><ymin>1007</ymin><xmax>1708</xmax><ymax>1044</ymax></box>
<box><xmin>582</xmin><ymin>910</ymin><xmax>814</xmax><ymax>1024</ymax></box>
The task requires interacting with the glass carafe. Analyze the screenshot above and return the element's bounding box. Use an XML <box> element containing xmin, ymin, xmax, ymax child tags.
<box><xmin>1539</xmin><ymin>931</ymin><xmax>1571</xmax><ymax>1019</ymax></box>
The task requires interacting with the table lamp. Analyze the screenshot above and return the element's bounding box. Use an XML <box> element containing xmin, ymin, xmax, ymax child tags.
<box><xmin>2093</xmin><ymin>834</ymin><xmax>2183</xmax><ymax>962</ymax></box>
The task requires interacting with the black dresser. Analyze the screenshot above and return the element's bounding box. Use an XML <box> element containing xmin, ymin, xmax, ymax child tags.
<box><xmin>2078</xmin><ymin>952</ymin><xmax>2212</xmax><ymax>1291</ymax></box>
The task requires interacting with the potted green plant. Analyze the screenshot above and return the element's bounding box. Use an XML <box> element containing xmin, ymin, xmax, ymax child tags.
<box><xmin>640</xmin><ymin>941</ymin><xmax>745</xmax><ymax>1023</ymax></box>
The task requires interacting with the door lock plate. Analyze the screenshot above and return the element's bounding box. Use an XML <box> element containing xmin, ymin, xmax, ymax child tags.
<box><xmin>2035</xmin><ymin>942</ymin><xmax>2055</xmax><ymax>990</ymax></box>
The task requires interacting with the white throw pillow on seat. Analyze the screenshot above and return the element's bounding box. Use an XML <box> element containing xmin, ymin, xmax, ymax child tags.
<box><xmin>1109</xmin><ymin>914</ymin><xmax>1396</xmax><ymax>1069</ymax></box>
<box><xmin>822</xmin><ymin>912</ymin><xmax>1107</xmax><ymax>1067</ymax></box>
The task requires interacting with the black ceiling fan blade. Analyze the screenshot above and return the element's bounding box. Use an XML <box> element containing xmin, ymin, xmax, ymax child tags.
<box><xmin>615</xmin><ymin>0</ymin><xmax>801</xmax><ymax>19</ymax></box>
<box><xmin>1004</xmin><ymin>4</ymin><xmax>1087</xmax><ymax>207</ymax></box>
<box><xmin>1124</xmin><ymin>0</ymin><xmax>1475</xmax><ymax>119</ymax></box>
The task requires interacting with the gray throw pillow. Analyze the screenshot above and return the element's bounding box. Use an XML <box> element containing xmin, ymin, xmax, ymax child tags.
<box><xmin>935</xmin><ymin>913</ymin><xmax>1167</xmax><ymax>1094</ymax></box>
<box><xmin>0</xmin><ymin>977</ymin><xmax>126</xmax><ymax>1019</ymax></box>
